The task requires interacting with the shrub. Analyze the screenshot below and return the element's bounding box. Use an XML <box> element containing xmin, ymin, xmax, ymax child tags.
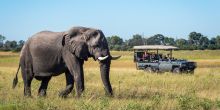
<box><xmin>199</xmin><ymin>98</ymin><xmax>214</xmax><ymax>110</ymax></box>
<box><xmin>216</xmin><ymin>99</ymin><xmax>220</xmax><ymax>109</ymax></box>
<box><xmin>178</xmin><ymin>94</ymin><xmax>200</xmax><ymax>110</ymax></box>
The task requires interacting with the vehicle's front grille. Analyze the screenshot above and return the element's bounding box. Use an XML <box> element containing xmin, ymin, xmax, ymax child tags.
<box><xmin>187</xmin><ymin>62</ymin><xmax>196</xmax><ymax>68</ymax></box>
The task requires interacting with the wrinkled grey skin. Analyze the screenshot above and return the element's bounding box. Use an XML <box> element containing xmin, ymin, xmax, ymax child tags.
<box><xmin>12</xmin><ymin>27</ymin><xmax>117</xmax><ymax>97</ymax></box>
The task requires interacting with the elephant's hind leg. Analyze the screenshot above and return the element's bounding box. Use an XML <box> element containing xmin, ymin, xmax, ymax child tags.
<box><xmin>38</xmin><ymin>76</ymin><xmax>51</xmax><ymax>97</ymax></box>
<box><xmin>59</xmin><ymin>71</ymin><xmax>74</xmax><ymax>98</ymax></box>
<box><xmin>21</xmin><ymin>63</ymin><xmax>33</xmax><ymax>97</ymax></box>
<box><xmin>20</xmin><ymin>45</ymin><xmax>34</xmax><ymax>97</ymax></box>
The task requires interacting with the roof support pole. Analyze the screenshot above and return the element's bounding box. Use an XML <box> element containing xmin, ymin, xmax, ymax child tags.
<box><xmin>156</xmin><ymin>49</ymin><xmax>158</xmax><ymax>55</ymax></box>
<box><xmin>170</xmin><ymin>50</ymin><xmax>172</xmax><ymax>58</ymax></box>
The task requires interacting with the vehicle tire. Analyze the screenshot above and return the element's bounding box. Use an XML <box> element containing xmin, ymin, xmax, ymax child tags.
<box><xmin>188</xmin><ymin>70</ymin><xmax>194</xmax><ymax>74</ymax></box>
<box><xmin>145</xmin><ymin>67</ymin><xmax>153</xmax><ymax>73</ymax></box>
<box><xmin>172</xmin><ymin>67</ymin><xmax>181</xmax><ymax>74</ymax></box>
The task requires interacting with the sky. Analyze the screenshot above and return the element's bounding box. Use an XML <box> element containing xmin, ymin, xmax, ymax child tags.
<box><xmin>0</xmin><ymin>0</ymin><xmax>220</xmax><ymax>41</ymax></box>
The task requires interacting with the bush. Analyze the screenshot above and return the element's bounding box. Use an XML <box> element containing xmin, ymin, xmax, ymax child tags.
<box><xmin>199</xmin><ymin>98</ymin><xmax>214</xmax><ymax>110</ymax></box>
<box><xmin>0</xmin><ymin>104</ymin><xmax>17</xmax><ymax>110</ymax></box>
<box><xmin>178</xmin><ymin>94</ymin><xmax>200</xmax><ymax>110</ymax></box>
<box><xmin>216</xmin><ymin>99</ymin><xmax>220</xmax><ymax>109</ymax></box>
<box><xmin>178</xmin><ymin>94</ymin><xmax>216</xmax><ymax>110</ymax></box>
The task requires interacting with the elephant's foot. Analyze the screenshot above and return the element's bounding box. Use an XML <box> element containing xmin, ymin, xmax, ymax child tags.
<box><xmin>105</xmin><ymin>92</ymin><xmax>113</xmax><ymax>97</ymax></box>
<box><xmin>76</xmin><ymin>94</ymin><xmax>81</xmax><ymax>98</ymax></box>
<box><xmin>38</xmin><ymin>89</ymin><xmax>47</xmax><ymax>97</ymax></box>
<box><xmin>59</xmin><ymin>85</ymin><xmax>73</xmax><ymax>98</ymax></box>
<box><xmin>24</xmin><ymin>88</ymin><xmax>32</xmax><ymax>97</ymax></box>
<box><xmin>105</xmin><ymin>90</ymin><xmax>113</xmax><ymax>97</ymax></box>
<box><xmin>75</xmin><ymin>86</ymin><xmax>84</xmax><ymax>98</ymax></box>
<box><xmin>59</xmin><ymin>90</ymin><xmax>67</xmax><ymax>98</ymax></box>
<box><xmin>24</xmin><ymin>93</ymin><xmax>32</xmax><ymax>98</ymax></box>
<box><xmin>59</xmin><ymin>90</ymin><xmax>70</xmax><ymax>98</ymax></box>
<box><xmin>76</xmin><ymin>89</ymin><xmax>84</xmax><ymax>98</ymax></box>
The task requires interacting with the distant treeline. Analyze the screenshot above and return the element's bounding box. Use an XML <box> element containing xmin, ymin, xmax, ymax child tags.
<box><xmin>0</xmin><ymin>35</ymin><xmax>25</xmax><ymax>52</ymax></box>
<box><xmin>1</xmin><ymin>31</ymin><xmax>220</xmax><ymax>52</ymax></box>
<box><xmin>107</xmin><ymin>32</ymin><xmax>220</xmax><ymax>50</ymax></box>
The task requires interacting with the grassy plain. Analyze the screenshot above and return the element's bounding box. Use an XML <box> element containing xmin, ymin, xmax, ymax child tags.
<box><xmin>0</xmin><ymin>50</ymin><xmax>220</xmax><ymax>110</ymax></box>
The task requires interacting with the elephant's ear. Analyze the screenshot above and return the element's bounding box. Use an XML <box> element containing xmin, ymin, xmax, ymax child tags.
<box><xmin>62</xmin><ymin>34</ymin><xmax>70</xmax><ymax>46</ymax></box>
<box><xmin>62</xmin><ymin>28</ymin><xmax>89</xmax><ymax>60</ymax></box>
<box><xmin>62</xmin><ymin>28</ymin><xmax>80</xmax><ymax>46</ymax></box>
<box><xmin>63</xmin><ymin>37</ymin><xmax>89</xmax><ymax>60</ymax></box>
<box><xmin>71</xmin><ymin>40</ymin><xmax>89</xmax><ymax>60</ymax></box>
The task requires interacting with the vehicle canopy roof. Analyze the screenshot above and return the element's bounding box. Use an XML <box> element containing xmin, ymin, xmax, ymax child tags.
<box><xmin>133</xmin><ymin>45</ymin><xmax>178</xmax><ymax>50</ymax></box>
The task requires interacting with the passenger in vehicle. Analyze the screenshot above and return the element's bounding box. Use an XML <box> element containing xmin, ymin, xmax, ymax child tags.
<box><xmin>162</xmin><ymin>55</ymin><xmax>168</xmax><ymax>61</ymax></box>
<box><xmin>142</xmin><ymin>52</ymin><xmax>149</xmax><ymax>61</ymax></box>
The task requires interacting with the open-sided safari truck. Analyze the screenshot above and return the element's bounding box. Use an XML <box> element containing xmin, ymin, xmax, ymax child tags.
<box><xmin>133</xmin><ymin>45</ymin><xmax>196</xmax><ymax>74</ymax></box>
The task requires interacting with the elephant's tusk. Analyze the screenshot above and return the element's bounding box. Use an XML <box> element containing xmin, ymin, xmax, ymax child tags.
<box><xmin>98</xmin><ymin>55</ymin><xmax>109</xmax><ymax>61</ymax></box>
<box><xmin>111</xmin><ymin>55</ymin><xmax>121</xmax><ymax>60</ymax></box>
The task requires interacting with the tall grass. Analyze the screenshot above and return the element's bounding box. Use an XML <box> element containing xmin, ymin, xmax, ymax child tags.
<box><xmin>0</xmin><ymin>50</ymin><xmax>220</xmax><ymax>110</ymax></box>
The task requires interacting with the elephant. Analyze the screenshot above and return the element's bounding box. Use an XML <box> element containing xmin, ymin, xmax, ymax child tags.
<box><xmin>12</xmin><ymin>26</ymin><xmax>120</xmax><ymax>97</ymax></box>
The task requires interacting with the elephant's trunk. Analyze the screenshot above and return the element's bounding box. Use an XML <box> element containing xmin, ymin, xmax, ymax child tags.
<box><xmin>100</xmin><ymin>57</ymin><xmax>113</xmax><ymax>96</ymax></box>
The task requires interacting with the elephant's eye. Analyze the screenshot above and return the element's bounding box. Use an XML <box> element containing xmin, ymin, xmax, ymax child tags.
<box><xmin>72</xmin><ymin>32</ymin><xmax>77</xmax><ymax>36</ymax></box>
<box><xmin>92</xmin><ymin>44</ymin><xmax>99</xmax><ymax>48</ymax></box>
<box><xmin>92</xmin><ymin>31</ymin><xmax>98</xmax><ymax>36</ymax></box>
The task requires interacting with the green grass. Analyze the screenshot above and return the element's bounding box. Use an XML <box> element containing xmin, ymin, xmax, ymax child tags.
<box><xmin>0</xmin><ymin>50</ymin><xmax>220</xmax><ymax>110</ymax></box>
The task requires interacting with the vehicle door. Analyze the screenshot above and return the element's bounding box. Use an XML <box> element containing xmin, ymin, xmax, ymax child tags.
<box><xmin>159</xmin><ymin>60</ymin><xmax>173</xmax><ymax>72</ymax></box>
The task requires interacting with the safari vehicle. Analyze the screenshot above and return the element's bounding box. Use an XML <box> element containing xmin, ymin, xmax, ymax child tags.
<box><xmin>133</xmin><ymin>45</ymin><xmax>196</xmax><ymax>74</ymax></box>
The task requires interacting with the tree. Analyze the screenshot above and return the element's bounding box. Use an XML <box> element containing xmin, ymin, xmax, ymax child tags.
<box><xmin>198</xmin><ymin>36</ymin><xmax>209</xmax><ymax>49</ymax></box>
<box><xmin>216</xmin><ymin>35</ymin><xmax>220</xmax><ymax>46</ymax></box>
<box><xmin>164</xmin><ymin>37</ymin><xmax>175</xmax><ymax>45</ymax></box>
<box><xmin>18</xmin><ymin>40</ymin><xmax>25</xmax><ymax>47</ymax></box>
<box><xmin>120</xmin><ymin>43</ymin><xmax>129</xmax><ymax>51</ymax></box>
<box><xmin>0</xmin><ymin>34</ymin><xmax>6</xmax><ymax>48</ymax></box>
<box><xmin>10</xmin><ymin>41</ymin><xmax>18</xmax><ymax>49</ymax></box>
<box><xmin>110</xmin><ymin>35</ymin><xmax>123</xmax><ymax>45</ymax></box>
<box><xmin>127</xmin><ymin>34</ymin><xmax>144</xmax><ymax>48</ymax></box>
<box><xmin>14</xmin><ymin>40</ymin><xmax>25</xmax><ymax>51</ymax></box>
<box><xmin>3</xmin><ymin>40</ymin><xmax>18</xmax><ymax>51</ymax></box>
<box><xmin>207</xmin><ymin>44</ymin><xmax>217</xmax><ymax>50</ymax></box>
<box><xmin>146</xmin><ymin>34</ymin><xmax>165</xmax><ymax>45</ymax></box>
<box><xmin>210</xmin><ymin>38</ymin><xmax>216</xmax><ymax>45</ymax></box>
<box><xmin>106</xmin><ymin>35</ymin><xmax>124</xmax><ymax>51</ymax></box>
<box><xmin>175</xmin><ymin>39</ymin><xmax>188</xmax><ymax>49</ymax></box>
<box><xmin>4</xmin><ymin>40</ymin><xmax>11</xmax><ymax>51</ymax></box>
<box><xmin>188</xmin><ymin>32</ymin><xmax>203</xmax><ymax>46</ymax></box>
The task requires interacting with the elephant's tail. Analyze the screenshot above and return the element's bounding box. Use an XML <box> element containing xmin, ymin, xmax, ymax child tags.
<box><xmin>12</xmin><ymin>64</ymin><xmax>20</xmax><ymax>89</ymax></box>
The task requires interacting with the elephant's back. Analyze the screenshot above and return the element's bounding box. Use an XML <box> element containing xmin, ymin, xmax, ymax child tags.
<box><xmin>20</xmin><ymin>31</ymin><xmax>64</xmax><ymax>58</ymax></box>
<box><xmin>28</xmin><ymin>31</ymin><xmax>64</xmax><ymax>57</ymax></box>
<box><xmin>29</xmin><ymin>31</ymin><xmax>64</xmax><ymax>46</ymax></box>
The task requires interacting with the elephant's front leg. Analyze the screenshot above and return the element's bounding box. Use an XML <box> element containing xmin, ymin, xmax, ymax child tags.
<box><xmin>63</xmin><ymin>51</ymin><xmax>85</xmax><ymax>97</ymax></box>
<box><xmin>59</xmin><ymin>71</ymin><xmax>74</xmax><ymax>98</ymax></box>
